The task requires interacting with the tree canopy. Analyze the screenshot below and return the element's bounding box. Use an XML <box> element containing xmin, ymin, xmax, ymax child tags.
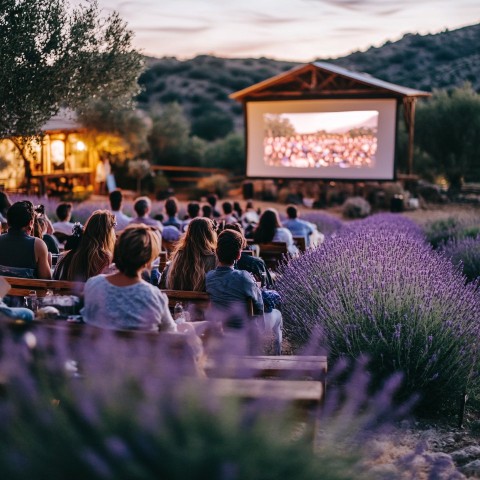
<box><xmin>0</xmin><ymin>0</ymin><xmax>143</xmax><ymax>138</ymax></box>
<box><xmin>415</xmin><ymin>84</ymin><xmax>480</xmax><ymax>189</ymax></box>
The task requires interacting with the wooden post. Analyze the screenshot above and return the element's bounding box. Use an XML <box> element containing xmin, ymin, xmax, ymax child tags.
<box><xmin>403</xmin><ymin>97</ymin><xmax>417</xmax><ymax>176</ymax></box>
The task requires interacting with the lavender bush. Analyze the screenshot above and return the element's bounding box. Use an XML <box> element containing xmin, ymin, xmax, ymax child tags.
<box><xmin>343</xmin><ymin>213</ymin><xmax>425</xmax><ymax>241</ymax></box>
<box><xmin>276</xmin><ymin>225</ymin><xmax>480</xmax><ymax>413</ymax></box>
<box><xmin>0</xmin><ymin>325</ymin><xmax>421</xmax><ymax>480</ymax></box>
<box><xmin>423</xmin><ymin>215</ymin><xmax>480</xmax><ymax>249</ymax></box>
<box><xmin>441</xmin><ymin>235</ymin><xmax>480</xmax><ymax>282</ymax></box>
<box><xmin>301</xmin><ymin>211</ymin><xmax>344</xmax><ymax>236</ymax></box>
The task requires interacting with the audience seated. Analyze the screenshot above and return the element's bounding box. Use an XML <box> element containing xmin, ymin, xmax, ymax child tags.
<box><xmin>241</xmin><ymin>201</ymin><xmax>260</xmax><ymax>238</ymax></box>
<box><xmin>202</xmin><ymin>204</ymin><xmax>213</xmax><ymax>219</ymax></box>
<box><xmin>253</xmin><ymin>208</ymin><xmax>299</xmax><ymax>256</ymax></box>
<box><xmin>129</xmin><ymin>197</ymin><xmax>163</xmax><ymax>231</ymax></box>
<box><xmin>34</xmin><ymin>214</ymin><xmax>59</xmax><ymax>256</ymax></box>
<box><xmin>283</xmin><ymin>205</ymin><xmax>325</xmax><ymax>248</ymax></box>
<box><xmin>52</xmin><ymin>202</ymin><xmax>75</xmax><ymax>236</ymax></box>
<box><xmin>162</xmin><ymin>197</ymin><xmax>182</xmax><ymax>231</ymax></box>
<box><xmin>233</xmin><ymin>201</ymin><xmax>243</xmax><ymax>219</ymax></box>
<box><xmin>181</xmin><ymin>202</ymin><xmax>200</xmax><ymax>232</ymax></box>
<box><xmin>206</xmin><ymin>194</ymin><xmax>221</xmax><ymax>218</ymax></box>
<box><xmin>160</xmin><ymin>218</ymin><xmax>217</xmax><ymax>291</ymax></box>
<box><xmin>0</xmin><ymin>201</ymin><xmax>51</xmax><ymax>279</ymax></box>
<box><xmin>283</xmin><ymin>205</ymin><xmax>314</xmax><ymax>247</ymax></box>
<box><xmin>222</xmin><ymin>223</ymin><xmax>273</xmax><ymax>289</ymax></box>
<box><xmin>109</xmin><ymin>189</ymin><xmax>131</xmax><ymax>232</ymax></box>
<box><xmin>221</xmin><ymin>201</ymin><xmax>238</xmax><ymax>224</ymax></box>
<box><xmin>54</xmin><ymin>210</ymin><xmax>116</xmax><ymax>282</ymax></box>
<box><xmin>206</xmin><ymin>230</ymin><xmax>283</xmax><ymax>353</ymax></box>
<box><xmin>82</xmin><ymin>225</ymin><xmax>176</xmax><ymax>332</ymax></box>
<box><xmin>0</xmin><ymin>191</ymin><xmax>12</xmax><ymax>224</ymax></box>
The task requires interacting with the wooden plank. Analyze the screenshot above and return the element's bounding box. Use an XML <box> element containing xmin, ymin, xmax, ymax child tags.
<box><xmin>160</xmin><ymin>289</ymin><xmax>210</xmax><ymax>311</ymax></box>
<box><xmin>206</xmin><ymin>378</ymin><xmax>323</xmax><ymax>406</ymax></box>
<box><xmin>206</xmin><ymin>356</ymin><xmax>327</xmax><ymax>380</ymax></box>
<box><xmin>151</xmin><ymin>165</ymin><xmax>228</xmax><ymax>174</ymax></box>
<box><xmin>3</xmin><ymin>276</ymin><xmax>84</xmax><ymax>297</ymax></box>
<box><xmin>293</xmin><ymin>236</ymin><xmax>306</xmax><ymax>252</ymax></box>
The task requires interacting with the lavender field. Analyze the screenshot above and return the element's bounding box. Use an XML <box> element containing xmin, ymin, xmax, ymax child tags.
<box><xmin>2</xmin><ymin>195</ymin><xmax>480</xmax><ymax>478</ymax></box>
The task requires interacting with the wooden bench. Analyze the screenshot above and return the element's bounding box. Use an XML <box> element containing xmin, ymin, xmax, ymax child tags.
<box><xmin>2</xmin><ymin>276</ymin><xmax>85</xmax><ymax>297</ymax></box>
<box><xmin>293</xmin><ymin>236</ymin><xmax>307</xmax><ymax>252</ymax></box>
<box><xmin>257</xmin><ymin>242</ymin><xmax>288</xmax><ymax>271</ymax></box>
<box><xmin>160</xmin><ymin>289</ymin><xmax>210</xmax><ymax>313</ymax></box>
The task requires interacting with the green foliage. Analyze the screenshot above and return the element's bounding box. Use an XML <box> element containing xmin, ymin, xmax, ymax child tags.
<box><xmin>79</xmin><ymin>101</ymin><xmax>151</xmax><ymax>156</ymax></box>
<box><xmin>148</xmin><ymin>103</ymin><xmax>191</xmax><ymax>166</ymax></box>
<box><xmin>330</xmin><ymin>23</ymin><xmax>480</xmax><ymax>92</ymax></box>
<box><xmin>415</xmin><ymin>85</ymin><xmax>480</xmax><ymax>189</ymax></box>
<box><xmin>191</xmin><ymin>109</ymin><xmax>234</xmax><ymax>141</ymax></box>
<box><xmin>0</xmin><ymin>0</ymin><xmax>143</xmax><ymax>137</ymax></box>
<box><xmin>423</xmin><ymin>214</ymin><xmax>480</xmax><ymax>248</ymax></box>
<box><xmin>203</xmin><ymin>133</ymin><xmax>245</xmax><ymax>173</ymax></box>
<box><xmin>196</xmin><ymin>174</ymin><xmax>231</xmax><ymax>199</ymax></box>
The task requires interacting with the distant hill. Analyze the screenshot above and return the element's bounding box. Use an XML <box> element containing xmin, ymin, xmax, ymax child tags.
<box><xmin>137</xmin><ymin>23</ymin><xmax>480</xmax><ymax>136</ymax></box>
<box><xmin>328</xmin><ymin>23</ymin><xmax>480</xmax><ymax>92</ymax></box>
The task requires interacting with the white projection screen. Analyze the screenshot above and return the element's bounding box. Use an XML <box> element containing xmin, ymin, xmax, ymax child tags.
<box><xmin>246</xmin><ymin>98</ymin><xmax>397</xmax><ymax>180</ymax></box>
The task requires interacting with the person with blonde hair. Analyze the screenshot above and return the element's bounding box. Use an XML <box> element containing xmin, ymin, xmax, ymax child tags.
<box><xmin>160</xmin><ymin>217</ymin><xmax>217</xmax><ymax>291</ymax></box>
<box><xmin>82</xmin><ymin>225</ymin><xmax>176</xmax><ymax>332</ymax></box>
<box><xmin>54</xmin><ymin>210</ymin><xmax>116</xmax><ymax>282</ymax></box>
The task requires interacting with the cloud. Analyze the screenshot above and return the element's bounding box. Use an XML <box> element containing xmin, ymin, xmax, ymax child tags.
<box><xmin>308</xmin><ymin>0</ymin><xmax>420</xmax><ymax>14</ymax></box>
<box><xmin>135</xmin><ymin>25</ymin><xmax>211</xmax><ymax>34</ymax></box>
<box><xmin>236</xmin><ymin>11</ymin><xmax>303</xmax><ymax>25</ymax></box>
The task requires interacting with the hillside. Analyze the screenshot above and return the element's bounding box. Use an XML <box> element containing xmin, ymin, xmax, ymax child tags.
<box><xmin>328</xmin><ymin>23</ymin><xmax>480</xmax><ymax>92</ymax></box>
<box><xmin>137</xmin><ymin>22</ymin><xmax>480</xmax><ymax>136</ymax></box>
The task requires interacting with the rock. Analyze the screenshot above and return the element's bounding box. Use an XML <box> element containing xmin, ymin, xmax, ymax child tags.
<box><xmin>451</xmin><ymin>446</ymin><xmax>480</xmax><ymax>464</ymax></box>
<box><xmin>461</xmin><ymin>459</ymin><xmax>480</xmax><ymax>477</ymax></box>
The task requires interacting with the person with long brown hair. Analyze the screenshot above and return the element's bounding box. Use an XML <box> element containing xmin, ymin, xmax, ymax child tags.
<box><xmin>253</xmin><ymin>208</ymin><xmax>298</xmax><ymax>255</ymax></box>
<box><xmin>160</xmin><ymin>217</ymin><xmax>217</xmax><ymax>291</ymax></box>
<box><xmin>82</xmin><ymin>225</ymin><xmax>176</xmax><ymax>332</ymax></box>
<box><xmin>54</xmin><ymin>210</ymin><xmax>116</xmax><ymax>282</ymax></box>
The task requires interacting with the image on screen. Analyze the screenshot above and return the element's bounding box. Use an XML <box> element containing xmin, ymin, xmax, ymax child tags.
<box><xmin>263</xmin><ymin>111</ymin><xmax>379</xmax><ymax>169</ymax></box>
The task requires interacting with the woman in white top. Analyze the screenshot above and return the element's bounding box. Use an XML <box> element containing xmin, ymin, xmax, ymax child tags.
<box><xmin>82</xmin><ymin>224</ymin><xmax>176</xmax><ymax>332</ymax></box>
<box><xmin>253</xmin><ymin>208</ymin><xmax>299</xmax><ymax>256</ymax></box>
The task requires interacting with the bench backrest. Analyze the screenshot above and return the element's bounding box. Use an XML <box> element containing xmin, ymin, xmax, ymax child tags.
<box><xmin>293</xmin><ymin>236</ymin><xmax>306</xmax><ymax>252</ymax></box>
<box><xmin>2</xmin><ymin>276</ymin><xmax>85</xmax><ymax>297</ymax></box>
<box><xmin>258</xmin><ymin>242</ymin><xmax>288</xmax><ymax>271</ymax></box>
<box><xmin>160</xmin><ymin>289</ymin><xmax>210</xmax><ymax>312</ymax></box>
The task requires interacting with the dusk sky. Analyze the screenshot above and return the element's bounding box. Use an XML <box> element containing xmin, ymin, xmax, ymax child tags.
<box><xmin>88</xmin><ymin>0</ymin><xmax>479</xmax><ymax>61</ymax></box>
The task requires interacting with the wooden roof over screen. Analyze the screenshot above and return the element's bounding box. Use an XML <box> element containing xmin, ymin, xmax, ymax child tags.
<box><xmin>230</xmin><ymin>62</ymin><xmax>431</xmax><ymax>101</ymax></box>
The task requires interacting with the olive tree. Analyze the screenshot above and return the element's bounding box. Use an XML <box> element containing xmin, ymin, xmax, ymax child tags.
<box><xmin>0</xmin><ymin>0</ymin><xmax>143</xmax><ymax>138</ymax></box>
<box><xmin>415</xmin><ymin>84</ymin><xmax>480</xmax><ymax>191</ymax></box>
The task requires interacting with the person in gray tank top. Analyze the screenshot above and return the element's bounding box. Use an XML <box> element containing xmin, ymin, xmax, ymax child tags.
<box><xmin>0</xmin><ymin>201</ymin><xmax>51</xmax><ymax>279</ymax></box>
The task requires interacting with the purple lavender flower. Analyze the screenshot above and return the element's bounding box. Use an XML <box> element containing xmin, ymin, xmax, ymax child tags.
<box><xmin>277</xmin><ymin>222</ymin><xmax>480</xmax><ymax>412</ymax></box>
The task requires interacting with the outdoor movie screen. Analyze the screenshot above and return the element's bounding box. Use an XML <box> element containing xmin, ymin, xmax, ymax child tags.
<box><xmin>246</xmin><ymin>99</ymin><xmax>397</xmax><ymax>180</ymax></box>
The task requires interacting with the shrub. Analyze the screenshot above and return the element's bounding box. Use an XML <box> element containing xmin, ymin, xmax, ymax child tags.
<box><xmin>342</xmin><ymin>197</ymin><xmax>371</xmax><ymax>219</ymax></box>
<box><xmin>0</xmin><ymin>326</ymin><xmax>417</xmax><ymax>480</ymax></box>
<box><xmin>296</xmin><ymin>211</ymin><xmax>344</xmax><ymax>237</ymax></box>
<box><xmin>424</xmin><ymin>214</ymin><xmax>480</xmax><ymax>248</ymax></box>
<box><xmin>196</xmin><ymin>174</ymin><xmax>231</xmax><ymax>199</ymax></box>
<box><xmin>276</xmin><ymin>224</ymin><xmax>480</xmax><ymax>413</ymax></box>
<box><xmin>441</xmin><ymin>235</ymin><xmax>480</xmax><ymax>282</ymax></box>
